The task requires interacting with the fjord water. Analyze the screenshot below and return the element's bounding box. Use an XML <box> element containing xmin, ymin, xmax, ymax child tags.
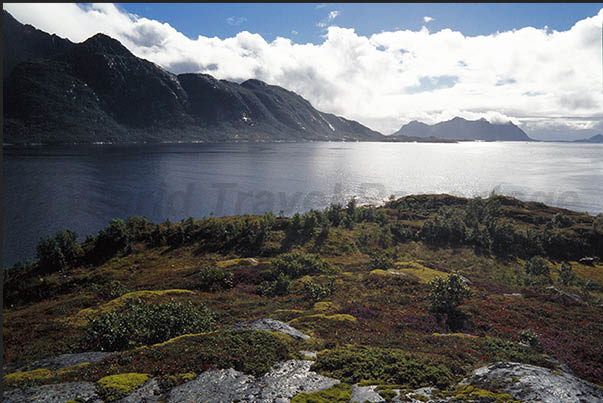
<box><xmin>3</xmin><ymin>141</ymin><xmax>603</xmax><ymax>267</ymax></box>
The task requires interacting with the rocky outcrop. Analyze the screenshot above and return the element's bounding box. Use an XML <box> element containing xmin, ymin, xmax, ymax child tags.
<box><xmin>461</xmin><ymin>361</ymin><xmax>603</xmax><ymax>403</ymax></box>
<box><xmin>4</xmin><ymin>351</ymin><xmax>112</xmax><ymax>374</ymax></box>
<box><xmin>166</xmin><ymin>360</ymin><xmax>339</xmax><ymax>403</ymax></box>
<box><xmin>351</xmin><ymin>385</ymin><xmax>386</xmax><ymax>402</ymax></box>
<box><xmin>4</xmin><ymin>360</ymin><xmax>603</xmax><ymax>402</ymax></box>
<box><xmin>228</xmin><ymin>318</ymin><xmax>311</xmax><ymax>340</ymax></box>
<box><xmin>3</xmin><ymin>381</ymin><xmax>101</xmax><ymax>403</ymax></box>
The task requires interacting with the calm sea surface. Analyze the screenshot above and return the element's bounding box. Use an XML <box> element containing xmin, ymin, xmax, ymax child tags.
<box><xmin>3</xmin><ymin>141</ymin><xmax>603</xmax><ymax>267</ymax></box>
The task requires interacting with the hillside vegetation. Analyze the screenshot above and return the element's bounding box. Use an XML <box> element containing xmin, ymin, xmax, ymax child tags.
<box><xmin>4</xmin><ymin>194</ymin><xmax>603</xmax><ymax>397</ymax></box>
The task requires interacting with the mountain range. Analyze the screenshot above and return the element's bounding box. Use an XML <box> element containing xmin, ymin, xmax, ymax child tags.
<box><xmin>392</xmin><ymin>117</ymin><xmax>533</xmax><ymax>141</ymax></box>
<box><xmin>4</xmin><ymin>11</ymin><xmax>558</xmax><ymax>145</ymax></box>
<box><xmin>3</xmin><ymin>11</ymin><xmax>385</xmax><ymax>145</ymax></box>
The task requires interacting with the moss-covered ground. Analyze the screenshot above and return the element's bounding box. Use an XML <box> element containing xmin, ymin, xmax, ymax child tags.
<box><xmin>3</xmin><ymin>194</ymin><xmax>603</xmax><ymax>398</ymax></box>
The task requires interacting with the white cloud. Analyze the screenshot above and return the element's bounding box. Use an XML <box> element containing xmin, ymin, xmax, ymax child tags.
<box><xmin>424</xmin><ymin>16</ymin><xmax>434</xmax><ymax>23</ymax></box>
<box><xmin>226</xmin><ymin>16</ymin><xmax>246</xmax><ymax>26</ymax></box>
<box><xmin>291</xmin><ymin>30</ymin><xmax>299</xmax><ymax>35</ymax></box>
<box><xmin>328</xmin><ymin>10</ymin><xmax>340</xmax><ymax>21</ymax></box>
<box><xmin>4</xmin><ymin>3</ymin><xmax>603</xmax><ymax>138</ymax></box>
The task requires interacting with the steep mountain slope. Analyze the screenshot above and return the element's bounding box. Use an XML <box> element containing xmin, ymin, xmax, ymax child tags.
<box><xmin>393</xmin><ymin>117</ymin><xmax>533</xmax><ymax>141</ymax></box>
<box><xmin>3</xmin><ymin>10</ymin><xmax>75</xmax><ymax>79</ymax></box>
<box><xmin>3</xmin><ymin>12</ymin><xmax>383</xmax><ymax>144</ymax></box>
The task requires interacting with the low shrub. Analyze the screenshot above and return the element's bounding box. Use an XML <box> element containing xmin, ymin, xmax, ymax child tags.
<box><xmin>428</xmin><ymin>274</ymin><xmax>471</xmax><ymax>331</ymax></box>
<box><xmin>256</xmin><ymin>273</ymin><xmax>291</xmax><ymax>296</ymax></box>
<box><xmin>81</xmin><ymin>298</ymin><xmax>216</xmax><ymax>351</ymax></box>
<box><xmin>303</xmin><ymin>278</ymin><xmax>336</xmax><ymax>302</ymax></box>
<box><xmin>194</xmin><ymin>264</ymin><xmax>234</xmax><ymax>292</ymax></box>
<box><xmin>270</xmin><ymin>252</ymin><xmax>334</xmax><ymax>279</ymax></box>
<box><xmin>80</xmin><ymin>330</ymin><xmax>297</xmax><ymax>380</ymax></box>
<box><xmin>312</xmin><ymin>347</ymin><xmax>456</xmax><ymax>389</ymax></box>
<box><xmin>524</xmin><ymin>256</ymin><xmax>551</xmax><ymax>285</ymax></box>
<box><xmin>36</xmin><ymin>230</ymin><xmax>81</xmax><ymax>273</ymax></box>
<box><xmin>369</xmin><ymin>252</ymin><xmax>394</xmax><ymax>270</ymax></box>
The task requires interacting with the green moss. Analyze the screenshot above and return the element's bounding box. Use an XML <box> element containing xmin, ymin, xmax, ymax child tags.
<box><xmin>439</xmin><ymin>384</ymin><xmax>519</xmax><ymax>402</ymax></box>
<box><xmin>158</xmin><ymin>371</ymin><xmax>198</xmax><ymax>392</ymax></box>
<box><xmin>290</xmin><ymin>314</ymin><xmax>356</xmax><ymax>326</ymax></box>
<box><xmin>312</xmin><ymin>301</ymin><xmax>340</xmax><ymax>313</ymax></box>
<box><xmin>216</xmin><ymin>258</ymin><xmax>258</xmax><ymax>268</ymax></box>
<box><xmin>3</xmin><ymin>368</ymin><xmax>54</xmax><ymax>388</ymax></box>
<box><xmin>97</xmin><ymin>373</ymin><xmax>151</xmax><ymax>402</ymax></box>
<box><xmin>291</xmin><ymin>383</ymin><xmax>352</xmax><ymax>402</ymax></box>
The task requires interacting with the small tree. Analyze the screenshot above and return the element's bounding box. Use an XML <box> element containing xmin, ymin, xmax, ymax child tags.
<box><xmin>428</xmin><ymin>274</ymin><xmax>471</xmax><ymax>330</ymax></box>
<box><xmin>369</xmin><ymin>252</ymin><xmax>394</xmax><ymax>270</ymax></box>
<box><xmin>36</xmin><ymin>230</ymin><xmax>81</xmax><ymax>272</ymax></box>
<box><xmin>558</xmin><ymin>262</ymin><xmax>575</xmax><ymax>286</ymax></box>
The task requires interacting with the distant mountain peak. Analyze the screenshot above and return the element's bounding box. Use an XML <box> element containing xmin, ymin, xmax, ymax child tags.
<box><xmin>241</xmin><ymin>78</ymin><xmax>270</xmax><ymax>88</ymax></box>
<box><xmin>393</xmin><ymin>116</ymin><xmax>532</xmax><ymax>141</ymax></box>
<box><xmin>80</xmin><ymin>33</ymin><xmax>133</xmax><ymax>57</ymax></box>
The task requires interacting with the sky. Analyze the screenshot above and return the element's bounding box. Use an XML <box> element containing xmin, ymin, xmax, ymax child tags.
<box><xmin>5</xmin><ymin>3</ymin><xmax>603</xmax><ymax>140</ymax></box>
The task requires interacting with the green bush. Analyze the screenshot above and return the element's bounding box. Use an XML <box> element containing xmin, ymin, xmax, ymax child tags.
<box><xmin>519</xmin><ymin>329</ymin><xmax>539</xmax><ymax>347</ymax></box>
<box><xmin>36</xmin><ymin>230</ymin><xmax>81</xmax><ymax>272</ymax></box>
<box><xmin>303</xmin><ymin>278</ymin><xmax>336</xmax><ymax>302</ymax></box>
<box><xmin>126</xmin><ymin>216</ymin><xmax>152</xmax><ymax>241</ymax></box>
<box><xmin>428</xmin><ymin>274</ymin><xmax>471</xmax><ymax>330</ymax></box>
<box><xmin>82</xmin><ymin>298</ymin><xmax>216</xmax><ymax>351</ymax></box>
<box><xmin>271</xmin><ymin>252</ymin><xmax>334</xmax><ymax>279</ymax></box>
<box><xmin>549</xmin><ymin>213</ymin><xmax>575</xmax><ymax>229</ymax></box>
<box><xmin>312</xmin><ymin>347</ymin><xmax>455</xmax><ymax>388</ymax></box>
<box><xmin>558</xmin><ymin>262</ymin><xmax>575</xmax><ymax>286</ymax></box>
<box><xmin>419</xmin><ymin>207</ymin><xmax>466</xmax><ymax>245</ymax></box>
<box><xmin>524</xmin><ymin>256</ymin><xmax>550</xmax><ymax>277</ymax></box>
<box><xmin>256</xmin><ymin>273</ymin><xmax>292</xmax><ymax>296</ymax></box>
<box><xmin>95</xmin><ymin>219</ymin><xmax>132</xmax><ymax>256</ymax></box>
<box><xmin>369</xmin><ymin>252</ymin><xmax>394</xmax><ymax>270</ymax></box>
<box><xmin>195</xmin><ymin>265</ymin><xmax>234</xmax><ymax>292</ymax></box>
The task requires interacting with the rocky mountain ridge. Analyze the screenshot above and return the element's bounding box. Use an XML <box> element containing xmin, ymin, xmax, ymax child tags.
<box><xmin>3</xmin><ymin>11</ymin><xmax>383</xmax><ymax>144</ymax></box>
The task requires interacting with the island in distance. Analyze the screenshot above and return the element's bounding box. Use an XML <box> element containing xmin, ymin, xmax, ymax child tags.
<box><xmin>573</xmin><ymin>134</ymin><xmax>603</xmax><ymax>143</ymax></box>
<box><xmin>392</xmin><ymin>117</ymin><xmax>533</xmax><ymax>141</ymax></box>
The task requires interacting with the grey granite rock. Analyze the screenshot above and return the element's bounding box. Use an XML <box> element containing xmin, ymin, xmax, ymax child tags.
<box><xmin>166</xmin><ymin>368</ymin><xmax>259</xmax><ymax>403</ymax></box>
<box><xmin>5</xmin><ymin>351</ymin><xmax>112</xmax><ymax>373</ymax></box>
<box><xmin>228</xmin><ymin>318</ymin><xmax>311</xmax><ymax>340</ymax></box>
<box><xmin>166</xmin><ymin>359</ymin><xmax>338</xmax><ymax>403</ymax></box>
<box><xmin>351</xmin><ymin>385</ymin><xmax>385</xmax><ymax>402</ymax></box>
<box><xmin>117</xmin><ymin>378</ymin><xmax>163</xmax><ymax>403</ymax></box>
<box><xmin>462</xmin><ymin>361</ymin><xmax>603</xmax><ymax>403</ymax></box>
<box><xmin>299</xmin><ymin>350</ymin><xmax>317</xmax><ymax>359</ymax></box>
<box><xmin>3</xmin><ymin>381</ymin><xmax>102</xmax><ymax>403</ymax></box>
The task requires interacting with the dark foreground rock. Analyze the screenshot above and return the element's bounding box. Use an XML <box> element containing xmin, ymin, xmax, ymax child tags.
<box><xmin>3</xmin><ymin>381</ymin><xmax>101</xmax><ymax>403</ymax></box>
<box><xmin>461</xmin><ymin>361</ymin><xmax>603</xmax><ymax>403</ymax></box>
<box><xmin>4</xmin><ymin>351</ymin><xmax>112</xmax><ymax>374</ymax></box>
